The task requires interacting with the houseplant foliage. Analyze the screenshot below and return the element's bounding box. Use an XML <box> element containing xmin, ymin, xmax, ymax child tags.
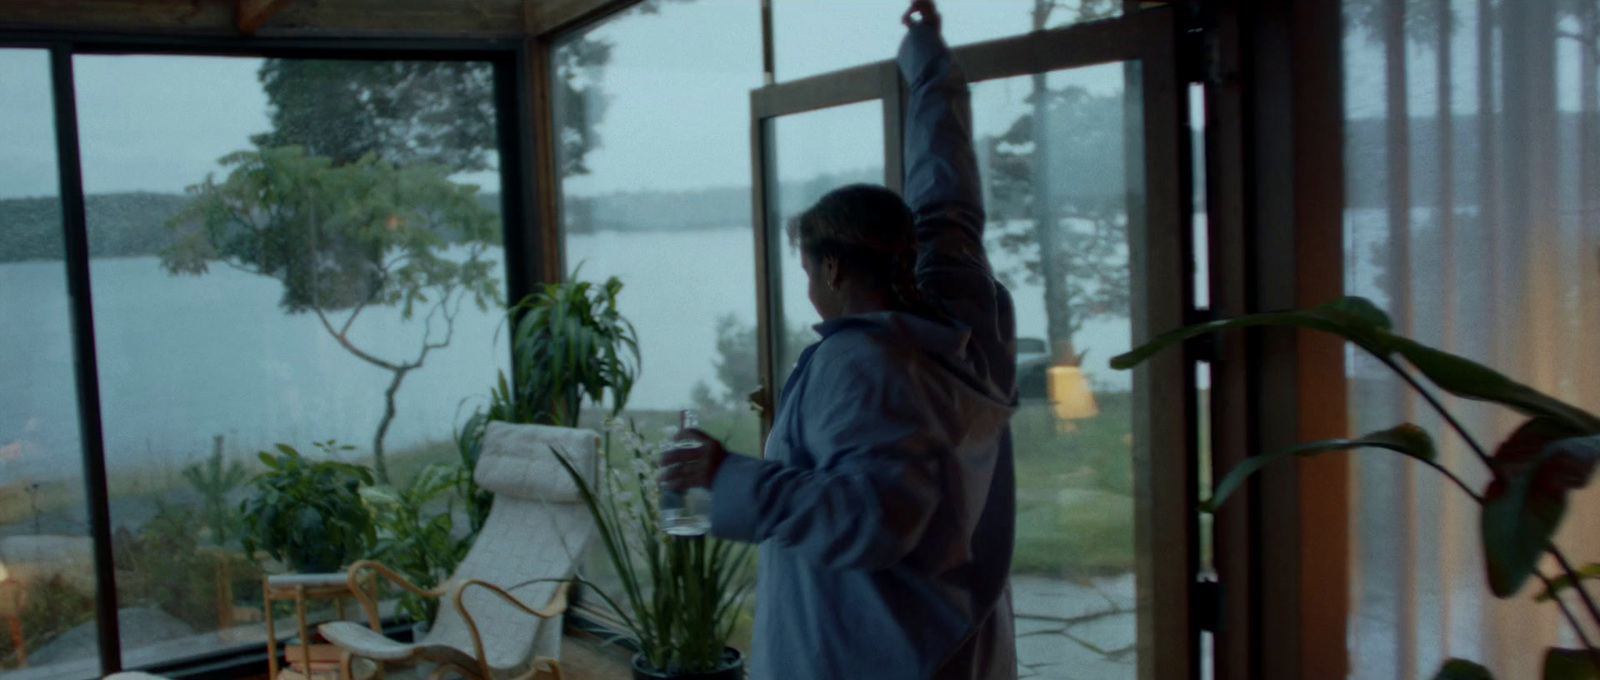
<box><xmin>361</xmin><ymin>463</ymin><xmax>473</xmax><ymax>624</ymax></box>
<box><xmin>550</xmin><ymin>420</ymin><xmax>755</xmax><ymax>679</ymax></box>
<box><xmin>183</xmin><ymin>435</ymin><xmax>248</xmax><ymax>547</ymax></box>
<box><xmin>452</xmin><ymin>273</ymin><xmax>641</xmax><ymax>543</ymax></box>
<box><xmin>496</xmin><ymin>274</ymin><xmax>641</xmax><ymax>428</ymax></box>
<box><xmin>1110</xmin><ymin>295</ymin><xmax>1600</xmax><ymax>679</ymax></box>
<box><xmin>239</xmin><ymin>441</ymin><xmax>377</xmax><ymax>574</ymax></box>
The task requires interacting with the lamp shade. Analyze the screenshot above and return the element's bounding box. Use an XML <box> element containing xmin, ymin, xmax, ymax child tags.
<box><xmin>1047</xmin><ymin>365</ymin><xmax>1099</xmax><ymax>421</ymax></box>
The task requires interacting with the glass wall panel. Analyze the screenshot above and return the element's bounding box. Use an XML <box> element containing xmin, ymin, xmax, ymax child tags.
<box><xmin>969</xmin><ymin>62</ymin><xmax>1138</xmax><ymax>680</ymax></box>
<box><xmin>555</xmin><ymin>0</ymin><xmax>764</xmax><ymax>450</ymax></box>
<box><xmin>0</xmin><ymin>47</ymin><xmax>101</xmax><ymax>680</ymax></box>
<box><xmin>551</xmin><ymin>0</ymin><xmax>764</xmax><ymax>662</ymax></box>
<box><xmin>773</xmin><ymin>0</ymin><xmax>1120</xmax><ymax>82</ymax></box>
<box><xmin>70</xmin><ymin>53</ymin><xmax>508</xmax><ymax>670</ymax></box>
<box><xmin>1343</xmin><ymin>1</ymin><xmax>1600</xmax><ymax>679</ymax></box>
<box><xmin>764</xmin><ymin>101</ymin><xmax>886</xmax><ymax>390</ymax></box>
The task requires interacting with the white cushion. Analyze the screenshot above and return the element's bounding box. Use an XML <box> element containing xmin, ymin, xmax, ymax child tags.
<box><xmin>475</xmin><ymin>421</ymin><xmax>598</xmax><ymax>503</ymax></box>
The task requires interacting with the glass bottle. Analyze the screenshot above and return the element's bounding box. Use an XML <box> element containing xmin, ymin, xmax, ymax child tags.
<box><xmin>658</xmin><ymin>409</ymin><xmax>712</xmax><ymax>536</ymax></box>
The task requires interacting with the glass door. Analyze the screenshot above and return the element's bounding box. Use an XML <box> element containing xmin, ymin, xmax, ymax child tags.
<box><xmin>761</xmin><ymin>100</ymin><xmax>888</xmax><ymax>389</ymax></box>
<box><xmin>749</xmin><ymin>7</ymin><xmax>1196</xmax><ymax>680</ymax></box>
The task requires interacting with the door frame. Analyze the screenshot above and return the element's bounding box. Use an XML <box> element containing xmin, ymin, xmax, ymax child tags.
<box><xmin>746</xmin><ymin>7</ymin><xmax>1198</xmax><ymax>679</ymax></box>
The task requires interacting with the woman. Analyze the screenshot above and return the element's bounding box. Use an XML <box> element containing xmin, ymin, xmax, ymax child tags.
<box><xmin>663</xmin><ymin>2</ymin><xmax>1017</xmax><ymax>678</ymax></box>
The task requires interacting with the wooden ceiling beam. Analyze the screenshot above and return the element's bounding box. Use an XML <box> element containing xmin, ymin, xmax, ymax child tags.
<box><xmin>0</xmin><ymin>0</ymin><xmax>638</xmax><ymax>39</ymax></box>
<box><xmin>236</xmin><ymin>0</ymin><xmax>294</xmax><ymax>35</ymax></box>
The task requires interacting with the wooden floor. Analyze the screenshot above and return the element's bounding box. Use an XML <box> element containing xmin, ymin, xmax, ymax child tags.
<box><xmin>237</xmin><ymin>632</ymin><xmax>635</xmax><ymax>680</ymax></box>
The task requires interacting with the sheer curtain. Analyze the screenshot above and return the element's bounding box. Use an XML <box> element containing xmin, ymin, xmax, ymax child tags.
<box><xmin>1343</xmin><ymin>1</ymin><xmax>1600</xmax><ymax>678</ymax></box>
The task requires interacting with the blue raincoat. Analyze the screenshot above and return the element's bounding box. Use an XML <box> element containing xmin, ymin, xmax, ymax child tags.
<box><xmin>710</xmin><ymin>21</ymin><xmax>1019</xmax><ymax>680</ymax></box>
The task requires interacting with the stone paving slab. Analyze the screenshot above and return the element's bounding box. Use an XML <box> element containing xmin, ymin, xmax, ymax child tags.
<box><xmin>1090</xmin><ymin>572</ymin><xmax>1137</xmax><ymax>612</ymax></box>
<box><xmin>1017</xmin><ymin>632</ymin><xmax>1135</xmax><ymax>680</ymax></box>
<box><xmin>1065</xmin><ymin>611</ymin><xmax>1137</xmax><ymax>654</ymax></box>
<box><xmin>1016</xmin><ymin>617</ymin><xmax>1067</xmax><ymax>637</ymax></box>
<box><xmin>1029</xmin><ymin>657</ymin><xmax>1136</xmax><ymax>680</ymax></box>
<box><xmin>1012</xmin><ymin>576</ymin><xmax>1118</xmax><ymax>621</ymax></box>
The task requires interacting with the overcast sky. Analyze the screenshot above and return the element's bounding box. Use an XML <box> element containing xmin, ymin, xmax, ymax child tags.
<box><xmin>0</xmin><ymin>0</ymin><xmax>1591</xmax><ymax>200</ymax></box>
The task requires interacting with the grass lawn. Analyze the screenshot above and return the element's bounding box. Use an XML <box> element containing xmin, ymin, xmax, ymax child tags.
<box><xmin>1010</xmin><ymin>394</ymin><xmax>1136</xmax><ymax>580</ymax></box>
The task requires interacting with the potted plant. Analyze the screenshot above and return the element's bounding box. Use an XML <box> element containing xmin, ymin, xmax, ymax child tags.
<box><xmin>360</xmin><ymin>462</ymin><xmax>473</xmax><ymax>626</ymax></box>
<box><xmin>551</xmin><ymin>419</ymin><xmax>755</xmax><ymax>680</ymax></box>
<box><xmin>453</xmin><ymin>272</ymin><xmax>641</xmax><ymax>551</ymax></box>
<box><xmin>1111</xmin><ymin>296</ymin><xmax>1599</xmax><ymax>679</ymax></box>
<box><xmin>239</xmin><ymin>441</ymin><xmax>377</xmax><ymax>574</ymax></box>
<box><xmin>494</xmin><ymin>273</ymin><xmax>640</xmax><ymax>428</ymax></box>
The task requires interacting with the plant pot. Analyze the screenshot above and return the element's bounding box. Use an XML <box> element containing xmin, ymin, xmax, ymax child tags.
<box><xmin>631</xmin><ymin>648</ymin><xmax>744</xmax><ymax>680</ymax></box>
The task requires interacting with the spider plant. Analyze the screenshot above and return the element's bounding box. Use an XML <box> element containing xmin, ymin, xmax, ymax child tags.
<box><xmin>551</xmin><ymin>419</ymin><xmax>755</xmax><ymax>676</ymax></box>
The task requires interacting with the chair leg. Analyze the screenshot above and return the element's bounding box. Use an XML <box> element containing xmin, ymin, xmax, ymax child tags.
<box><xmin>531</xmin><ymin>657</ymin><xmax>563</xmax><ymax>680</ymax></box>
<box><xmin>7</xmin><ymin>614</ymin><xmax>25</xmax><ymax>668</ymax></box>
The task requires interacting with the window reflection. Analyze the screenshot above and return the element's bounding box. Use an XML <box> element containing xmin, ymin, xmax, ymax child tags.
<box><xmin>551</xmin><ymin>0</ymin><xmax>765</xmax><ymax>656</ymax></box>
<box><xmin>971</xmin><ymin>63</ymin><xmax>1138</xmax><ymax>680</ymax></box>
<box><xmin>65</xmin><ymin>52</ymin><xmax>509</xmax><ymax>672</ymax></box>
<box><xmin>0</xmin><ymin>47</ymin><xmax>100</xmax><ymax>680</ymax></box>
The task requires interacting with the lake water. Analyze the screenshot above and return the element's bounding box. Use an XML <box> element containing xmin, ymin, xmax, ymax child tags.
<box><xmin>2</xmin><ymin>227</ymin><xmax>1130</xmax><ymax>483</ymax></box>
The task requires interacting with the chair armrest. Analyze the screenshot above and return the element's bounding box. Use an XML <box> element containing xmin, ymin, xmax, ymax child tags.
<box><xmin>448</xmin><ymin>579</ymin><xmax>574</xmax><ymax>674</ymax></box>
<box><xmin>345</xmin><ymin>559</ymin><xmax>451</xmax><ymax>631</ymax></box>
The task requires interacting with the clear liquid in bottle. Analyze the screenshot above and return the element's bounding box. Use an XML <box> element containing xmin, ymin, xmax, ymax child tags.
<box><xmin>659</xmin><ymin>409</ymin><xmax>712</xmax><ymax>536</ymax></box>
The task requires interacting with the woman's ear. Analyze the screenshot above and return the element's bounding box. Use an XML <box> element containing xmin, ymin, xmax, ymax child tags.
<box><xmin>823</xmin><ymin>256</ymin><xmax>845</xmax><ymax>291</ymax></box>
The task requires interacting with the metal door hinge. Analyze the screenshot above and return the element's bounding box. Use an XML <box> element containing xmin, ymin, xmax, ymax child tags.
<box><xmin>1197</xmin><ymin>578</ymin><xmax>1225</xmax><ymax>633</ymax></box>
<box><xmin>1180</xmin><ymin>2</ymin><xmax>1223</xmax><ymax>85</ymax></box>
<box><xmin>1184</xmin><ymin>307</ymin><xmax>1223</xmax><ymax>363</ymax></box>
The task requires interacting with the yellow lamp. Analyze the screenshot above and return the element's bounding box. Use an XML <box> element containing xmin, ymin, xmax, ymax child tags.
<box><xmin>1047</xmin><ymin>365</ymin><xmax>1099</xmax><ymax>431</ymax></box>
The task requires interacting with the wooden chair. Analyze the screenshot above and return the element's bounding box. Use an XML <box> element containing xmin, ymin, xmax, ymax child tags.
<box><xmin>320</xmin><ymin>423</ymin><xmax>599</xmax><ymax>680</ymax></box>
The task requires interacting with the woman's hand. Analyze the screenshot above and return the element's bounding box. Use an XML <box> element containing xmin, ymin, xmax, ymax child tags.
<box><xmin>657</xmin><ymin>428</ymin><xmax>729</xmax><ymax>491</ymax></box>
<box><xmin>902</xmin><ymin>0</ymin><xmax>941</xmax><ymax>31</ymax></box>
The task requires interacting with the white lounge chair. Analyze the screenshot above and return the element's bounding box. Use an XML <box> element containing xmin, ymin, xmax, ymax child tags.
<box><xmin>320</xmin><ymin>422</ymin><xmax>599</xmax><ymax>680</ymax></box>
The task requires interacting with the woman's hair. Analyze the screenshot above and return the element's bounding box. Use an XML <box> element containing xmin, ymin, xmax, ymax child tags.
<box><xmin>785</xmin><ymin>183</ymin><xmax>936</xmax><ymax>318</ymax></box>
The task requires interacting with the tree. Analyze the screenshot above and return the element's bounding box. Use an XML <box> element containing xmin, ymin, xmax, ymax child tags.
<box><xmin>250</xmin><ymin>1</ymin><xmax>702</xmax><ymax>178</ymax></box>
<box><xmin>692</xmin><ymin>314</ymin><xmax>817</xmax><ymax>415</ymax></box>
<box><xmin>983</xmin><ymin>80</ymin><xmax>1129</xmax><ymax>366</ymax></box>
<box><xmin>982</xmin><ymin>0</ymin><xmax>1124</xmax><ymax>367</ymax></box>
<box><xmin>161</xmin><ymin>146</ymin><xmax>502</xmax><ymax>483</ymax></box>
<box><xmin>253</xmin><ymin>60</ymin><xmax>501</xmax><ymax>173</ymax></box>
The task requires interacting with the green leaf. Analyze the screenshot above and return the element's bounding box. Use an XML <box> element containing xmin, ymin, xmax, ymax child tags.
<box><xmin>1110</xmin><ymin>297</ymin><xmax>1600</xmax><ymax>436</ymax></box>
<box><xmin>1544</xmin><ymin>649</ymin><xmax>1600</xmax><ymax>680</ymax></box>
<box><xmin>1432</xmin><ymin>659</ymin><xmax>1495</xmax><ymax>680</ymax></box>
<box><xmin>1202</xmin><ymin>423</ymin><xmax>1433</xmax><ymax>512</ymax></box>
<box><xmin>1384</xmin><ymin>336</ymin><xmax>1600</xmax><ymax>434</ymax></box>
<box><xmin>1482</xmin><ymin>419</ymin><xmax>1588</xmax><ymax>597</ymax></box>
<box><xmin>1110</xmin><ymin>296</ymin><xmax>1391</xmax><ymax>371</ymax></box>
<box><xmin>1536</xmin><ymin>562</ymin><xmax>1600</xmax><ymax>602</ymax></box>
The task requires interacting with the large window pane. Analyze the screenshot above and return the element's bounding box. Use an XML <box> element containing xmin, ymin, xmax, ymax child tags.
<box><xmin>71</xmin><ymin>53</ymin><xmax>508</xmax><ymax>670</ymax></box>
<box><xmin>773</xmin><ymin>0</ymin><xmax>1119</xmax><ymax>82</ymax></box>
<box><xmin>970</xmin><ymin>62</ymin><xmax>1138</xmax><ymax>680</ymax></box>
<box><xmin>766</xmin><ymin>101</ymin><xmax>885</xmax><ymax>389</ymax></box>
<box><xmin>554</xmin><ymin>0</ymin><xmax>764</xmax><ymax>453</ymax></box>
<box><xmin>551</xmin><ymin>0</ymin><xmax>764</xmax><ymax>662</ymax></box>
<box><xmin>0</xmin><ymin>48</ymin><xmax>101</xmax><ymax>680</ymax></box>
<box><xmin>1343</xmin><ymin>2</ymin><xmax>1600</xmax><ymax>679</ymax></box>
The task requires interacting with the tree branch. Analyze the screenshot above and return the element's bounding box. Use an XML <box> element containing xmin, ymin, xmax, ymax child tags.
<box><xmin>218</xmin><ymin>258</ymin><xmax>272</xmax><ymax>279</ymax></box>
<box><xmin>411</xmin><ymin>286</ymin><xmax>464</xmax><ymax>369</ymax></box>
<box><xmin>314</xmin><ymin>307</ymin><xmax>400</xmax><ymax>371</ymax></box>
